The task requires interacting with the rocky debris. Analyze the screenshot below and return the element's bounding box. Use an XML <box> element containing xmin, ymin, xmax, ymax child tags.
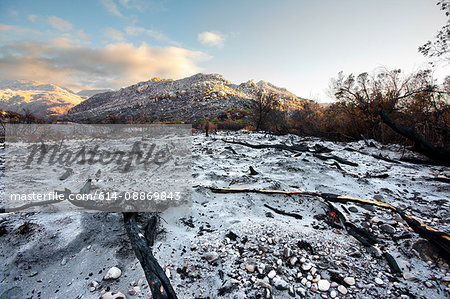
<box><xmin>379</xmin><ymin>224</ymin><xmax>396</xmax><ymax>234</ymax></box>
<box><xmin>344</xmin><ymin>276</ymin><xmax>356</xmax><ymax>286</ymax></box>
<box><xmin>204</xmin><ymin>251</ymin><xmax>219</xmax><ymax>263</ymax></box>
<box><xmin>375</xmin><ymin>277</ymin><xmax>384</xmax><ymax>285</ymax></box>
<box><xmin>103</xmin><ymin>266</ymin><xmax>122</xmax><ymax>280</ymax></box>
<box><xmin>100</xmin><ymin>291</ymin><xmax>127</xmax><ymax>299</ymax></box>
<box><xmin>245</xmin><ymin>263</ymin><xmax>255</xmax><ymax>272</ymax></box>
<box><xmin>273</xmin><ymin>277</ymin><xmax>289</xmax><ymax>290</ymax></box>
<box><xmin>338</xmin><ymin>284</ymin><xmax>348</xmax><ymax>295</ymax></box>
<box><xmin>317</xmin><ymin>279</ymin><xmax>330</xmax><ymax>291</ymax></box>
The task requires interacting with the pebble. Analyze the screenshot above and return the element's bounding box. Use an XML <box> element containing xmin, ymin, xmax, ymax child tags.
<box><xmin>403</xmin><ymin>273</ymin><xmax>418</xmax><ymax>281</ymax></box>
<box><xmin>425</xmin><ymin>281</ymin><xmax>433</xmax><ymax>288</ymax></box>
<box><xmin>348</xmin><ymin>206</ymin><xmax>358</xmax><ymax>213</ymax></box>
<box><xmin>330</xmin><ymin>290</ymin><xmax>337</xmax><ymax>298</ymax></box>
<box><xmin>442</xmin><ymin>276</ymin><xmax>450</xmax><ymax>282</ymax></box>
<box><xmin>273</xmin><ymin>277</ymin><xmax>289</xmax><ymax>290</ymax></box>
<box><xmin>104</xmin><ymin>267</ymin><xmax>121</xmax><ymax>280</ymax></box>
<box><xmin>60</xmin><ymin>258</ymin><xmax>67</xmax><ymax>266</ymax></box>
<box><xmin>245</xmin><ymin>263</ymin><xmax>255</xmax><ymax>273</ymax></box>
<box><xmin>296</xmin><ymin>287</ymin><xmax>307</xmax><ymax>297</ymax></box>
<box><xmin>302</xmin><ymin>263</ymin><xmax>312</xmax><ymax>271</ymax></box>
<box><xmin>289</xmin><ymin>257</ymin><xmax>298</xmax><ymax>266</ymax></box>
<box><xmin>100</xmin><ymin>292</ymin><xmax>127</xmax><ymax>299</ymax></box>
<box><xmin>204</xmin><ymin>251</ymin><xmax>219</xmax><ymax>263</ymax></box>
<box><xmin>317</xmin><ymin>279</ymin><xmax>330</xmax><ymax>291</ymax></box>
<box><xmin>344</xmin><ymin>276</ymin><xmax>355</xmax><ymax>286</ymax></box>
<box><xmin>338</xmin><ymin>285</ymin><xmax>348</xmax><ymax>295</ymax></box>
<box><xmin>374</xmin><ymin>277</ymin><xmax>384</xmax><ymax>285</ymax></box>
<box><xmin>268</xmin><ymin>270</ymin><xmax>276</xmax><ymax>279</ymax></box>
<box><xmin>380</xmin><ymin>224</ymin><xmax>396</xmax><ymax>234</ymax></box>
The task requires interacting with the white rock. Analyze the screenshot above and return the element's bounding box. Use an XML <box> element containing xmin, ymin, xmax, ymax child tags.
<box><xmin>267</xmin><ymin>270</ymin><xmax>276</xmax><ymax>279</ymax></box>
<box><xmin>344</xmin><ymin>276</ymin><xmax>355</xmax><ymax>286</ymax></box>
<box><xmin>317</xmin><ymin>279</ymin><xmax>330</xmax><ymax>291</ymax></box>
<box><xmin>100</xmin><ymin>292</ymin><xmax>127</xmax><ymax>299</ymax></box>
<box><xmin>104</xmin><ymin>267</ymin><xmax>122</xmax><ymax>280</ymax></box>
<box><xmin>375</xmin><ymin>277</ymin><xmax>384</xmax><ymax>285</ymax></box>
<box><xmin>338</xmin><ymin>285</ymin><xmax>348</xmax><ymax>295</ymax></box>
<box><xmin>289</xmin><ymin>257</ymin><xmax>298</xmax><ymax>266</ymax></box>
<box><xmin>302</xmin><ymin>263</ymin><xmax>312</xmax><ymax>271</ymax></box>
<box><xmin>330</xmin><ymin>290</ymin><xmax>337</xmax><ymax>298</ymax></box>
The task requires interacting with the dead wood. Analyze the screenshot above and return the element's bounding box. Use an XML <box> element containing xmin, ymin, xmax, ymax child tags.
<box><xmin>123</xmin><ymin>213</ymin><xmax>177</xmax><ymax>299</ymax></box>
<box><xmin>223</xmin><ymin>139</ymin><xmax>309</xmax><ymax>153</ymax></box>
<box><xmin>209</xmin><ymin>187</ymin><xmax>450</xmax><ymax>258</ymax></box>
<box><xmin>249</xmin><ymin>166</ymin><xmax>259</xmax><ymax>175</ymax></box>
<box><xmin>263</xmin><ymin>204</ymin><xmax>303</xmax><ymax>220</ymax></box>
<box><xmin>380</xmin><ymin>111</ymin><xmax>450</xmax><ymax>165</ymax></box>
<box><xmin>313</xmin><ymin>153</ymin><xmax>358</xmax><ymax>167</ymax></box>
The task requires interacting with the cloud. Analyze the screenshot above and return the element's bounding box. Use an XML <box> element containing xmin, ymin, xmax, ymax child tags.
<box><xmin>47</xmin><ymin>16</ymin><xmax>73</xmax><ymax>32</ymax></box>
<box><xmin>28</xmin><ymin>14</ymin><xmax>38</xmax><ymax>22</ymax></box>
<box><xmin>125</xmin><ymin>26</ymin><xmax>167</xmax><ymax>41</ymax></box>
<box><xmin>198</xmin><ymin>31</ymin><xmax>225</xmax><ymax>48</ymax></box>
<box><xmin>0</xmin><ymin>41</ymin><xmax>210</xmax><ymax>91</ymax></box>
<box><xmin>100</xmin><ymin>0</ymin><xmax>123</xmax><ymax>17</ymax></box>
<box><xmin>104</xmin><ymin>28</ymin><xmax>126</xmax><ymax>42</ymax></box>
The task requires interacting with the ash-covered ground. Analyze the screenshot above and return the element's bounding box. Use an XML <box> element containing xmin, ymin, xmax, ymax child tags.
<box><xmin>0</xmin><ymin>131</ymin><xmax>449</xmax><ymax>299</ymax></box>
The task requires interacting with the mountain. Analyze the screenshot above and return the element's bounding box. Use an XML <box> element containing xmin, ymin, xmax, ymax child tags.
<box><xmin>76</xmin><ymin>89</ymin><xmax>114</xmax><ymax>98</ymax></box>
<box><xmin>68</xmin><ymin>73</ymin><xmax>306</xmax><ymax>122</ymax></box>
<box><xmin>0</xmin><ymin>80</ymin><xmax>83</xmax><ymax>118</ymax></box>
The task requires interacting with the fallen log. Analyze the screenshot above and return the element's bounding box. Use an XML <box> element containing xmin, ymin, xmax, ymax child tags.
<box><xmin>223</xmin><ymin>139</ymin><xmax>309</xmax><ymax>153</ymax></box>
<box><xmin>264</xmin><ymin>203</ymin><xmax>303</xmax><ymax>219</ymax></box>
<box><xmin>123</xmin><ymin>213</ymin><xmax>177</xmax><ymax>299</ymax></box>
<box><xmin>380</xmin><ymin>111</ymin><xmax>450</xmax><ymax>165</ymax></box>
<box><xmin>313</xmin><ymin>153</ymin><xmax>358</xmax><ymax>167</ymax></box>
<box><xmin>209</xmin><ymin>187</ymin><xmax>450</xmax><ymax>258</ymax></box>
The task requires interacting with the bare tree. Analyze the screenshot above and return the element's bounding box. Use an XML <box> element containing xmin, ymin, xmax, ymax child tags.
<box><xmin>250</xmin><ymin>91</ymin><xmax>281</xmax><ymax>131</ymax></box>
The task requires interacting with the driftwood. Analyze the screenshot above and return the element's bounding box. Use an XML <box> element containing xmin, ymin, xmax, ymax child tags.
<box><xmin>380</xmin><ymin>111</ymin><xmax>450</xmax><ymax>165</ymax></box>
<box><xmin>123</xmin><ymin>213</ymin><xmax>177</xmax><ymax>299</ymax></box>
<box><xmin>264</xmin><ymin>203</ymin><xmax>303</xmax><ymax>219</ymax></box>
<box><xmin>209</xmin><ymin>187</ymin><xmax>450</xmax><ymax>258</ymax></box>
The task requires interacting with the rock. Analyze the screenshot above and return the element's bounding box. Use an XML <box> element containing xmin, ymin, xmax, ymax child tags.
<box><xmin>289</xmin><ymin>257</ymin><xmax>298</xmax><ymax>266</ymax></box>
<box><xmin>288</xmin><ymin>286</ymin><xmax>295</xmax><ymax>296</ymax></box>
<box><xmin>348</xmin><ymin>206</ymin><xmax>358</xmax><ymax>213</ymax></box>
<box><xmin>296</xmin><ymin>287</ymin><xmax>307</xmax><ymax>297</ymax></box>
<box><xmin>256</xmin><ymin>279</ymin><xmax>272</xmax><ymax>290</ymax></box>
<box><xmin>257</xmin><ymin>263</ymin><xmax>265</xmax><ymax>274</ymax></box>
<box><xmin>104</xmin><ymin>267</ymin><xmax>122</xmax><ymax>280</ymax></box>
<box><xmin>89</xmin><ymin>280</ymin><xmax>100</xmax><ymax>290</ymax></box>
<box><xmin>273</xmin><ymin>277</ymin><xmax>289</xmax><ymax>290</ymax></box>
<box><xmin>425</xmin><ymin>281</ymin><xmax>434</xmax><ymax>288</ymax></box>
<box><xmin>317</xmin><ymin>279</ymin><xmax>330</xmax><ymax>291</ymax></box>
<box><xmin>380</xmin><ymin>224</ymin><xmax>395</xmax><ymax>234</ymax></box>
<box><xmin>374</xmin><ymin>277</ymin><xmax>384</xmax><ymax>285</ymax></box>
<box><xmin>60</xmin><ymin>257</ymin><xmax>67</xmax><ymax>266</ymax></box>
<box><xmin>411</xmin><ymin>239</ymin><xmax>439</xmax><ymax>261</ymax></box>
<box><xmin>302</xmin><ymin>263</ymin><xmax>312</xmax><ymax>271</ymax></box>
<box><xmin>344</xmin><ymin>277</ymin><xmax>355</xmax><ymax>286</ymax></box>
<box><xmin>403</xmin><ymin>273</ymin><xmax>418</xmax><ymax>281</ymax></box>
<box><xmin>330</xmin><ymin>290</ymin><xmax>337</xmax><ymax>298</ymax></box>
<box><xmin>267</xmin><ymin>270</ymin><xmax>276</xmax><ymax>279</ymax></box>
<box><xmin>441</xmin><ymin>276</ymin><xmax>450</xmax><ymax>282</ymax></box>
<box><xmin>338</xmin><ymin>285</ymin><xmax>348</xmax><ymax>295</ymax></box>
<box><xmin>100</xmin><ymin>292</ymin><xmax>127</xmax><ymax>299</ymax></box>
<box><xmin>283</xmin><ymin>247</ymin><xmax>292</xmax><ymax>258</ymax></box>
<box><xmin>245</xmin><ymin>263</ymin><xmax>255</xmax><ymax>273</ymax></box>
<box><xmin>204</xmin><ymin>251</ymin><xmax>219</xmax><ymax>263</ymax></box>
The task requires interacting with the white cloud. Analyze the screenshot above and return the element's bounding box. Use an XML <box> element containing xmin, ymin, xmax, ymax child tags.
<box><xmin>28</xmin><ymin>14</ymin><xmax>38</xmax><ymax>22</ymax></box>
<box><xmin>100</xmin><ymin>0</ymin><xmax>123</xmax><ymax>17</ymax></box>
<box><xmin>0</xmin><ymin>41</ymin><xmax>210</xmax><ymax>90</ymax></box>
<box><xmin>47</xmin><ymin>16</ymin><xmax>73</xmax><ymax>32</ymax></box>
<box><xmin>104</xmin><ymin>28</ymin><xmax>126</xmax><ymax>42</ymax></box>
<box><xmin>125</xmin><ymin>26</ymin><xmax>167</xmax><ymax>41</ymax></box>
<box><xmin>198</xmin><ymin>31</ymin><xmax>225</xmax><ymax>48</ymax></box>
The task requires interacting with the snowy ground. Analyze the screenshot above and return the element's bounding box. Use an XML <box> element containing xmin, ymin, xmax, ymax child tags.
<box><xmin>0</xmin><ymin>131</ymin><xmax>449</xmax><ymax>299</ymax></box>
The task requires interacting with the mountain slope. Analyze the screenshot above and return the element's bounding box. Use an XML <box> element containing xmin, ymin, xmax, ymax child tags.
<box><xmin>68</xmin><ymin>73</ymin><xmax>306</xmax><ymax>122</ymax></box>
<box><xmin>0</xmin><ymin>80</ymin><xmax>83</xmax><ymax>118</ymax></box>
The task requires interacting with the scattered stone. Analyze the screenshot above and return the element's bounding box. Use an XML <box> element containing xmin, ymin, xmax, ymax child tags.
<box><xmin>338</xmin><ymin>285</ymin><xmax>348</xmax><ymax>295</ymax></box>
<box><xmin>302</xmin><ymin>263</ymin><xmax>312</xmax><ymax>271</ymax></box>
<box><xmin>204</xmin><ymin>251</ymin><xmax>219</xmax><ymax>263</ymax></box>
<box><xmin>403</xmin><ymin>273</ymin><xmax>418</xmax><ymax>281</ymax></box>
<box><xmin>380</xmin><ymin>224</ymin><xmax>395</xmax><ymax>234</ymax></box>
<box><xmin>375</xmin><ymin>277</ymin><xmax>384</xmax><ymax>285</ymax></box>
<box><xmin>425</xmin><ymin>281</ymin><xmax>434</xmax><ymax>288</ymax></box>
<box><xmin>60</xmin><ymin>257</ymin><xmax>67</xmax><ymax>266</ymax></box>
<box><xmin>268</xmin><ymin>270</ymin><xmax>276</xmax><ymax>279</ymax></box>
<box><xmin>288</xmin><ymin>285</ymin><xmax>295</xmax><ymax>297</ymax></box>
<box><xmin>289</xmin><ymin>257</ymin><xmax>298</xmax><ymax>266</ymax></box>
<box><xmin>348</xmin><ymin>206</ymin><xmax>358</xmax><ymax>213</ymax></box>
<box><xmin>330</xmin><ymin>290</ymin><xmax>337</xmax><ymax>298</ymax></box>
<box><xmin>104</xmin><ymin>267</ymin><xmax>122</xmax><ymax>280</ymax></box>
<box><xmin>245</xmin><ymin>263</ymin><xmax>255</xmax><ymax>273</ymax></box>
<box><xmin>283</xmin><ymin>247</ymin><xmax>292</xmax><ymax>258</ymax></box>
<box><xmin>344</xmin><ymin>277</ymin><xmax>355</xmax><ymax>286</ymax></box>
<box><xmin>256</xmin><ymin>279</ymin><xmax>272</xmax><ymax>290</ymax></box>
<box><xmin>89</xmin><ymin>280</ymin><xmax>99</xmax><ymax>290</ymax></box>
<box><xmin>317</xmin><ymin>279</ymin><xmax>330</xmax><ymax>292</ymax></box>
<box><xmin>442</xmin><ymin>276</ymin><xmax>450</xmax><ymax>283</ymax></box>
<box><xmin>273</xmin><ymin>277</ymin><xmax>289</xmax><ymax>290</ymax></box>
<box><xmin>296</xmin><ymin>287</ymin><xmax>307</xmax><ymax>297</ymax></box>
<box><xmin>100</xmin><ymin>292</ymin><xmax>126</xmax><ymax>299</ymax></box>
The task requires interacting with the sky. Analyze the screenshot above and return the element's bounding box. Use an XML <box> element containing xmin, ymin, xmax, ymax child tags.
<box><xmin>0</xmin><ymin>0</ymin><xmax>448</xmax><ymax>102</ymax></box>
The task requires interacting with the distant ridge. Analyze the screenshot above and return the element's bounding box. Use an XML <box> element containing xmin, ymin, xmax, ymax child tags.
<box><xmin>68</xmin><ymin>73</ymin><xmax>307</xmax><ymax>122</ymax></box>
